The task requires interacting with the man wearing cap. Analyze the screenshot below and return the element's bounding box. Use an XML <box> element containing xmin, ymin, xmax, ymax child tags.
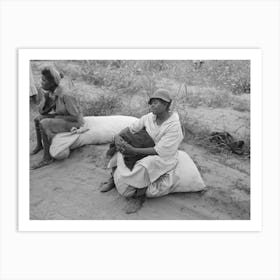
<box><xmin>30</xmin><ymin>65</ymin><xmax>84</xmax><ymax>169</ymax></box>
<box><xmin>101</xmin><ymin>89</ymin><xmax>184</xmax><ymax>214</ymax></box>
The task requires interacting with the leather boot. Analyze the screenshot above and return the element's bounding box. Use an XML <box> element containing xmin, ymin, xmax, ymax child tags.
<box><xmin>125</xmin><ymin>187</ymin><xmax>147</xmax><ymax>214</ymax></box>
<box><xmin>100</xmin><ymin>176</ymin><xmax>116</xmax><ymax>192</ymax></box>
<box><xmin>100</xmin><ymin>167</ymin><xmax>116</xmax><ymax>192</ymax></box>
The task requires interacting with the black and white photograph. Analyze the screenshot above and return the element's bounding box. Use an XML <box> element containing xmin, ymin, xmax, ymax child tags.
<box><xmin>2</xmin><ymin>1</ymin><xmax>280</xmax><ymax>280</ymax></box>
<box><xmin>26</xmin><ymin>53</ymin><xmax>254</xmax><ymax>222</ymax></box>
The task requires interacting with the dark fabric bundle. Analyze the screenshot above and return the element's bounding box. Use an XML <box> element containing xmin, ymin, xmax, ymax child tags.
<box><xmin>107</xmin><ymin>128</ymin><xmax>155</xmax><ymax>170</ymax></box>
<box><xmin>209</xmin><ymin>131</ymin><xmax>245</xmax><ymax>155</ymax></box>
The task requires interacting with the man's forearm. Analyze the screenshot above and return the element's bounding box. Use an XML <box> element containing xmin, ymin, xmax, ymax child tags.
<box><xmin>38</xmin><ymin>95</ymin><xmax>55</xmax><ymax>115</ymax></box>
<box><xmin>39</xmin><ymin>105</ymin><xmax>53</xmax><ymax>115</ymax></box>
<box><xmin>132</xmin><ymin>147</ymin><xmax>157</xmax><ymax>156</ymax></box>
<box><xmin>54</xmin><ymin>115</ymin><xmax>79</xmax><ymax>122</ymax></box>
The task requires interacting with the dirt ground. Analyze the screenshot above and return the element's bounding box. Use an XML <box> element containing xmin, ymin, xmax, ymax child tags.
<box><xmin>30</xmin><ymin>141</ymin><xmax>250</xmax><ymax>220</ymax></box>
<box><xmin>29</xmin><ymin>61</ymin><xmax>250</xmax><ymax>220</ymax></box>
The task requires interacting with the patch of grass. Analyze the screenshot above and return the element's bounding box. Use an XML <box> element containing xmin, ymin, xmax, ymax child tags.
<box><xmin>32</xmin><ymin>60</ymin><xmax>250</xmax><ymax>95</ymax></box>
<box><xmin>232</xmin><ymin>98</ymin><xmax>250</xmax><ymax>112</ymax></box>
<box><xmin>166</xmin><ymin>60</ymin><xmax>250</xmax><ymax>94</ymax></box>
<box><xmin>30</xmin><ymin>60</ymin><xmax>250</xmax><ymax>158</ymax></box>
<box><xmin>182</xmin><ymin>87</ymin><xmax>232</xmax><ymax>108</ymax></box>
<box><xmin>80</xmin><ymin>94</ymin><xmax>122</xmax><ymax>116</ymax></box>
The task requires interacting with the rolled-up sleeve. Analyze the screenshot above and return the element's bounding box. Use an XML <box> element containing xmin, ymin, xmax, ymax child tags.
<box><xmin>154</xmin><ymin>123</ymin><xmax>183</xmax><ymax>158</ymax></box>
<box><xmin>129</xmin><ymin>114</ymin><xmax>146</xmax><ymax>134</ymax></box>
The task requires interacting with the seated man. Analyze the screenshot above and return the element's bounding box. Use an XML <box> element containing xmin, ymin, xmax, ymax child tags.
<box><xmin>31</xmin><ymin>66</ymin><xmax>84</xmax><ymax>169</ymax></box>
<box><xmin>101</xmin><ymin>89</ymin><xmax>184</xmax><ymax>214</ymax></box>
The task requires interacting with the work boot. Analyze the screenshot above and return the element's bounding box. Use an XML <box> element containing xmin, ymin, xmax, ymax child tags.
<box><xmin>125</xmin><ymin>195</ymin><xmax>146</xmax><ymax>214</ymax></box>
<box><xmin>125</xmin><ymin>187</ymin><xmax>147</xmax><ymax>214</ymax></box>
<box><xmin>100</xmin><ymin>176</ymin><xmax>115</xmax><ymax>192</ymax></box>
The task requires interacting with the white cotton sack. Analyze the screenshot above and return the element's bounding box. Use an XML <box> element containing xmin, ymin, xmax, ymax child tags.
<box><xmin>171</xmin><ymin>150</ymin><xmax>206</xmax><ymax>193</ymax></box>
<box><xmin>50</xmin><ymin>115</ymin><xmax>138</xmax><ymax>160</ymax></box>
<box><xmin>50</xmin><ymin>132</ymin><xmax>80</xmax><ymax>160</ymax></box>
<box><xmin>70</xmin><ymin>115</ymin><xmax>138</xmax><ymax>148</ymax></box>
<box><xmin>146</xmin><ymin>150</ymin><xmax>206</xmax><ymax>197</ymax></box>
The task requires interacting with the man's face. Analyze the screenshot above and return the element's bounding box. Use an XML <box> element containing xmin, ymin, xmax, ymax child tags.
<box><xmin>149</xmin><ymin>99</ymin><xmax>167</xmax><ymax>115</ymax></box>
<box><xmin>41</xmin><ymin>75</ymin><xmax>53</xmax><ymax>91</ymax></box>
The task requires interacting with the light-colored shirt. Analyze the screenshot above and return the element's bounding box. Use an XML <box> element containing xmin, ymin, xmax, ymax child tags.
<box><xmin>54</xmin><ymin>87</ymin><xmax>81</xmax><ymax>117</ymax></box>
<box><xmin>129</xmin><ymin>112</ymin><xmax>183</xmax><ymax>160</ymax></box>
<box><xmin>39</xmin><ymin>85</ymin><xmax>83</xmax><ymax>126</ymax></box>
<box><xmin>115</xmin><ymin>111</ymin><xmax>184</xmax><ymax>185</ymax></box>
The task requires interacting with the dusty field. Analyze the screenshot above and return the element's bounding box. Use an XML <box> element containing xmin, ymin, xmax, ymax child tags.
<box><xmin>29</xmin><ymin>60</ymin><xmax>250</xmax><ymax>220</ymax></box>
<box><xmin>30</xmin><ymin>141</ymin><xmax>249</xmax><ymax>220</ymax></box>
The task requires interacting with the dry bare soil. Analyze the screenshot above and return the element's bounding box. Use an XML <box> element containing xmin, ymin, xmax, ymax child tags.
<box><xmin>29</xmin><ymin>62</ymin><xmax>250</xmax><ymax>220</ymax></box>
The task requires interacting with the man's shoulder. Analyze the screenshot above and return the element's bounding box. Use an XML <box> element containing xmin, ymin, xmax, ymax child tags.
<box><xmin>142</xmin><ymin>112</ymin><xmax>153</xmax><ymax>120</ymax></box>
<box><xmin>61</xmin><ymin>92</ymin><xmax>77</xmax><ymax>103</ymax></box>
<box><xmin>54</xmin><ymin>85</ymin><xmax>64</xmax><ymax>96</ymax></box>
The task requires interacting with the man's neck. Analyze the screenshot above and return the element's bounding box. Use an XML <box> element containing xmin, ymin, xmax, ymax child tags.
<box><xmin>156</xmin><ymin>111</ymin><xmax>170</xmax><ymax>122</ymax></box>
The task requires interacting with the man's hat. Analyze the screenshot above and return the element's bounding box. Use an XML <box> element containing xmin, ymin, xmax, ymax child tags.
<box><xmin>148</xmin><ymin>89</ymin><xmax>172</xmax><ymax>104</ymax></box>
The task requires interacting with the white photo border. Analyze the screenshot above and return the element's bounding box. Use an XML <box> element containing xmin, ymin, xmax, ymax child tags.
<box><xmin>19</xmin><ymin>48</ymin><xmax>262</xmax><ymax>232</ymax></box>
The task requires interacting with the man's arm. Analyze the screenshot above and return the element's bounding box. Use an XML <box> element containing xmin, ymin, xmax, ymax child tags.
<box><xmin>63</xmin><ymin>95</ymin><xmax>83</xmax><ymax>124</ymax></box>
<box><xmin>54</xmin><ymin>115</ymin><xmax>80</xmax><ymax>122</ymax></box>
<box><xmin>117</xmin><ymin>127</ymin><xmax>129</xmax><ymax>136</ymax></box>
<box><xmin>38</xmin><ymin>92</ymin><xmax>55</xmax><ymax>115</ymax></box>
<box><xmin>114</xmin><ymin>135</ymin><xmax>158</xmax><ymax>156</ymax></box>
<box><xmin>130</xmin><ymin>147</ymin><xmax>158</xmax><ymax>156</ymax></box>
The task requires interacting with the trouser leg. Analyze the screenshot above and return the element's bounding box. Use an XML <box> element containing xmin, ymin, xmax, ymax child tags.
<box><xmin>135</xmin><ymin>187</ymin><xmax>148</xmax><ymax>197</ymax></box>
<box><xmin>34</xmin><ymin>118</ymin><xmax>43</xmax><ymax>147</ymax></box>
<box><xmin>30</xmin><ymin>120</ymin><xmax>54</xmax><ymax>169</ymax></box>
<box><xmin>30</xmin><ymin>117</ymin><xmax>44</xmax><ymax>155</ymax></box>
<box><xmin>31</xmin><ymin>115</ymin><xmax>55</xmax><ymax>155</ymax></box>
<box><xmin>40</xmin><ymin>123</ymin><xmax>52</xmax><ymax>161</ymax></box>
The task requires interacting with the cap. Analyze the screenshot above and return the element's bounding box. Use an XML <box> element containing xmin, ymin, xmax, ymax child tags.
<box><xmin>148</xmin><ymin>89</ymin><xmax>172</xmax><ymax>104</ymax></box>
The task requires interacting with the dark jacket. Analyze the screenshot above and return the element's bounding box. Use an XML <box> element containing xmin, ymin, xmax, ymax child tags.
<box><xmin>107</xmin><ymin>128</ymin><xmax>155</xmax><ymax>170</ymax></box>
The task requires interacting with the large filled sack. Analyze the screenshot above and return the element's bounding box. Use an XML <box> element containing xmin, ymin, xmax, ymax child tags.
<box><xmin>50</xmin><ymin>115</ymin><xmax>138</xmax><ymax>160</ymax></box>
<box><xmin>71</xmin><ymin>115</ymin><xmax>138</xmax><ymax>148</ymax></box>
<box><xmin>146</xmin><ymin>150</ymin><xmax>206</xmax><ymax>197</ymax></box>
<box><xmin>50</xmin><ymin>132</ymin><xmax>80</xmax><ymax>160</ymax></box>
<box><xmin>171</xmin><ymin>150</ymin><xmax>206</xmax><ymax>193</ymax></box>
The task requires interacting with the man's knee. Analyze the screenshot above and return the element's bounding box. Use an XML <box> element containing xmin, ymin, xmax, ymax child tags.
<box><xmin>34</xmin><ymin>114</ymin><xmax>48</xmax><ymax>124</ymax></box>
<box><xmin>34</xmin><ymin>114</ymin><xmax>55</xmax><ymax>123</ymax></box>
<box><xmin>39</xmin><ymin>118</ymin><xmax>51</xmax><ymax>130</ymax></box>
<box><xmin>34</xmin><ymin>115</ymin><xmax>41</xmax><ymax>124</ymax></box>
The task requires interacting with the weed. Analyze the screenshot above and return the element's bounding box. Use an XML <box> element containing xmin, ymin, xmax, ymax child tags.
<box><xmin>232</xmin><ymin>98</ymin><xmax>250</xmax><ymax>112</ymax></box>
<box><xmin>30</xmin><ymin>60</ymin><xmax>250</xmax><ymax>157</ymax></box>
<box><xmin>80</xmin><ymin>94</ymin><xmax>122</xmax><ymax>116</ymax></box>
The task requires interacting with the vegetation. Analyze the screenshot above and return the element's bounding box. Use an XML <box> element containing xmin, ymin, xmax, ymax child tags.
<box><xmin>30</xmin><ymin>60</ymin><xmax>250</xmax><ymax>156</ymax></box>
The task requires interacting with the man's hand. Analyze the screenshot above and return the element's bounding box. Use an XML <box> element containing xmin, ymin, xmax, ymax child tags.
<box><xmin>38</xmin><ymin>91</ymin><xmax>56</xmax><ymax>114</ymax></box>
<box><xmin>114</xmin><ymin>135</ymin><xmax>136</xmax><ymax>155</ymax></box>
